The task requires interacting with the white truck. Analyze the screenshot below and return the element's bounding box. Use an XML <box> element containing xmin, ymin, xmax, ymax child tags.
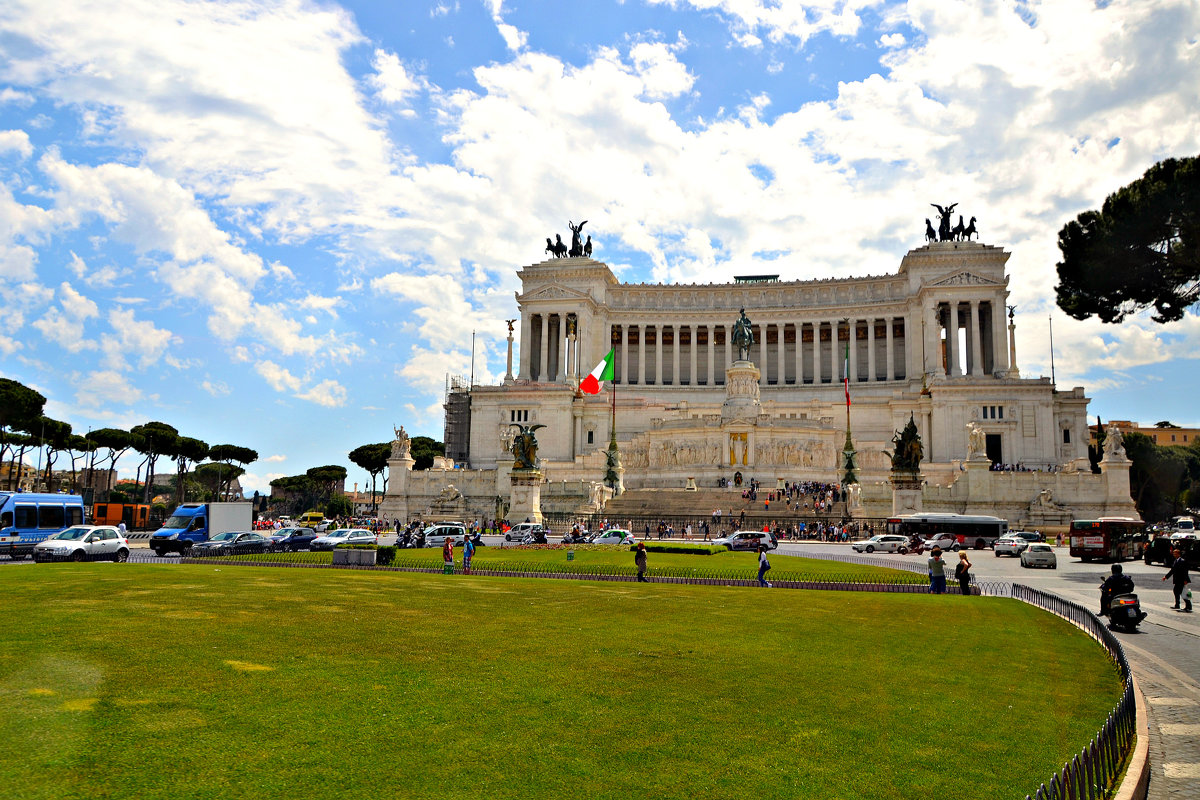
<box><xmin>149</xmin><ymin>502</ymin><xmax>254</xmax><ymax>556</ymax></box>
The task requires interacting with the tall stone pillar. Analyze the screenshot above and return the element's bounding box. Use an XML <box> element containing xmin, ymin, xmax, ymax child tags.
<box><xmin>758</xmin><ymin>322</ymin><xmax>768</xmax><ymax>386</ymax></box>
<box><xmin>689</xmin><ymin>324</ymin><xmax>698</xmax><ymax>385</ymax></box>
<box><xmin>795</xmin><ymin>321</ymin><xmax>805</xmax><ymax>384</ymax></box>
<box><xmin>504</xmin><ymin>324</ymin><xmax>515</xmax><ymax>383</ymax></box>
<box><xmin>556</xmin><ymin>315</ymin><xmax>567</xmax><ymax>382</ymax></box>
<box><xmin>848</xmin><ymin>319</ymin><xmax>859</xmax><ymax>383</ymax></box>
<box><xmin>776</xmin><ymin>323</ymin><xmax>786</xmax><ymax>385</ymax></box>
<box><xmin>1008</xmin><ymin>310</ymin><xmax>1019</xmax><ymax>378</ymax></box>
<box><xmin>378</xmin><ymin>447</ymin><xmax>416</xmax><ymax>524</ymax></box>
<box><xmin>991</xmin><ymin>300</ymin><xmax>1010</xmax><ymax>375</ymax></box>
<box><xmin>812</xmin><ymin>321</ymin><xmax>823</xmax><ymax>383</ymax></box>
<box><xmin>671</xmin><ymin>325</ymin><xmax>680</xmax><ymax>386</ymax></box>
<box><xmin>539</xmin><ymin>313</ymin><xmax>549</xmax><ymax>382</ymax></box>
<box><xmin>885</xmin><ymin>317</ymin><xmax>895</xmax><ymax>381</ymax></box>
<box><xmin>969</xmin><ymin>300</ymin><xmax>983</xmax><ymax>376</ymax></box>
<box><xmin>927</xmin><ymin>304</ymin><xmax>942</xmax><ymax>378</ymax></box>
<box><xmin>620</xmin><ymin>323</ymin><xmax>629</xmax><ymax>385</ymax></box>
<box><xmin>638</xmin><ymin>323</ymin><xmax>647</xmax><ymax>385</ymax></box>
<box><xmin>706</xmin><ymin>325</ymin><xmax>714</xmax><ymax>385</ymax></box>
<box><xmin>867</xmin><ymin>318</ymin><xmax>876</xmax><ymax>382</ymax></box>
<box><xmin>829</xmin><ymin>319</ymin><xmax>839</xmax><ymax>385</ymax></box>
<box><xmin>518</xmin><ymin>314</ymin><xmax>533</xmax><ymax>380</ymax></box>
<box><xmin>948</xmin><ymin>302</ymin><xmax>961</xmax><ymax>377</ymax></box>
<box><xmin>655</xmin><ymin>325</ymin><xmax>664</xmax><ymax>385</ymax></box>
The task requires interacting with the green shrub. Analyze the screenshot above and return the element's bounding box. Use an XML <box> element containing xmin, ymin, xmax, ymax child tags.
<box><xmin>631</xmin><ymin>544</ymin><xmax>725</xmax><ymax>555</ymax></box>
<box><xmin>376</xmin><ymin>545</ymin><xmax>397</xmax><ymax>566</ymax></box>
<box><xmin>338</xmin><ymin>543</ymin><xmax>379</xmax><ymax>550</ymax></box>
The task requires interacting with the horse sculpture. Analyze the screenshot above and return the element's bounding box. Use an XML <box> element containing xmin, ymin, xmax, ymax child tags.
<box><xmin>925</xmin><ymin>218</ymin><xmax>937</xmax><ymax>243</ymax></box>
<box><xmin>732</xmin><ymin>308</ymin><xmax>755</xmax><ymax>362</ymax></box>
<box><xmin>962</xmin><ymin>216</ymin><xmax>978</xmax><ymax>241</ymax></box>
<box><xmin>545</xmin><ymin>235</ymin><xmax>568</xmax><ymax>259</ymax></box>
<box><xmin>583</xmin><ymin>235</ymin><xmax>592</xmax><ymax>257</ymax></box>
<box><xmin>950</xmin><ymin>215</ymin><xmax>966</xmax><ymax>241</ymax></box>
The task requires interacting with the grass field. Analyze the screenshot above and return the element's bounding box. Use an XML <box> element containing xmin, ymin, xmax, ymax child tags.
<box><xmin>0</xmin><ymin>564</ymin><xmax>1122</xmax><ymax>800</ymax></box>
<box><xmin>207</xmin><ymin>545</ymin><xmax>927</xmax><ymax>583</ymax></box>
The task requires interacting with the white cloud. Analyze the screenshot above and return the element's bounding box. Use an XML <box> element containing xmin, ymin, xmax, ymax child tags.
<box><xmin>879</xmin><ymin>32</ymin><xmax>906</xmax><ymax>48</ymax></box>
<box><xmin>629</xmin><ymin>41</ymin><xmax>695</xmax><ymax>99</ymax></box>
<box><xmin>32</xmin><ymin>281</ymin><xmax>98</xmax><ymax>353</ymax></box>
<box><xmin>298</xmin><ymin>378</ymin><xmax>347</xmax><ymax>407</ymax></box>
<box><xmin>369</xmin><ymin>49</ymin><xmax>423</xmax><ymax>106</ymax></box>
<box><xmin>0</xmin><ymin>129</ymin><xmax>33</xmax><ymax>159</ymax></box>
<box><xmin>200</xmin><ymin>379</ymin><xmax>230</xmax><ymax>396</ymax></box>
<box><xmin>298</xmin><ymin>293</ymin><xmax>341</xmax><ymax>317</ymax></box>
<box><xmin>255</xmin><ymin>360</ymin><xmax>302</xmax><ymax>393</ymax></box>
<box><xmin>264</xmin><ymin>454</ymin><xmax>287</xmax><ymax>463</ymax></box>
<box><xmin>100</xmin><ymin>308</ymin><xmax>177</xmax><ymax>371</ymax></box>
<box><xmin>0</xmin><ymin>88</ymin><xmax>33</xmax><ymax>106</ymax></box>
<box><xmin>646</xmin><ymin>0</ymin><xmax>874</xmax><ymax>46</ymax></box>
<box><xmin>74</xmin><ymin>369</ymin><xmax>141</xmax><ymax>407</ymax></box>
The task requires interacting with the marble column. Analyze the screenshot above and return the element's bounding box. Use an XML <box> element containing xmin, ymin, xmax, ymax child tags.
<box><xmin>991</xmin><ymin>300</ymin><xmax>1009</xmax><ymax>374</ymax></box>
<box><xmin>688</xmin><ymin>325</ymin><xmax>698</xmax><ymax>385</ymax></box>
<box><xmin>655</xmin><ymin>324</ymin><xmax>663</xmax><ymax>385</ymax></box>
<box><xmin>759</xmin><ymin>322</ymin><xmax>768</xmax><ymax>386</ymax></box>
<box><xmin>671</xmin><ymin>325</ymin><xmax>680</xmax><ymax>386</ymax></box>
<box><xmin>795</xmin><ymin>322</ymin><xmax>804</xmax><ymax>384</ymax></box>
<box><xmin>567</xmin><ymin>325</ymin><xmax>577</xmax><ymax>380</ymax></box>
<box><xmin>848</xmin><ymin>319</ymin><xmax>859</xmax><ymax>383</ymax></box>
<box><xmin>926</xmin><ymin>305</ymin><xmax>942</xmax><ymax>378</ymax></box>
<box><xmin>620</xmin><ymin>323</ymin><xmax>629</xmax><ymax>384</ymax></box>
<box><xmin>867</xmin><ymin>318</ymin><xmax>876</xmax><ymax>382</ymax></box>
<box><xmin>829</xmin><ymin>319</ymin><xmax>839</xmax><ymax>385</ymax></box>
<box><xmin>948</xmin><ymin>302</ymin><xmax>961</xmax><ymax>377</ymax></box>
<box><xmin>706</xmin><ymin>325</ymin><xmax>714</xmax><ymax>385</ymax></box>
<box><xmin>556</xmin><ymin>316</ymin><xmax>567</xmax><ymax>382</ymax></box>
<box><xmin>885</xmin><ymin>317</ymin><xmax>895</xmax><ymax>381</ymax></box>
<box><xmin>812</xmin><ymin>321</ymin><xmax>823</xmax><ymax>383</ymax></box>
<box><xmin>518</xmin><ymin>314</ymin><xmax>533</xmax><ymax>380</ymax></box>
<box><xmin>969</xmin><ymin>300</ymin><xmax>983</xmax><ymax>376</ymax></box>
<box><xmin>638</xmin><ymin>323</ymin><xmax>647</xmax><ymax>385</ymax></box>
<box><xmin>539</xmin><ymin>313</ymin><xmax>549</xmax><ymax>382</ymax></box>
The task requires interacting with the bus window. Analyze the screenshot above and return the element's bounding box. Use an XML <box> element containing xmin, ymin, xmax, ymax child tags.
<box><xmin>39</xmin><ymin>505</ymin><xmax>65</xmax><ymax>530</ymax></box>
<box><xmin>67</xmin><ymin>506</ymin><xmax>83</xmax><ymax>526</ymax></box>
<box><xmin>15</xmin><ymin>506</ymin><xmax>36</xmax><ymax>528</ymax></box>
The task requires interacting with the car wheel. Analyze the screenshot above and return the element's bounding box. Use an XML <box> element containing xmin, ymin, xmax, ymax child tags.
<box><xmin>898</xmin><ymin>546</ymin><xmax>907</xmax><ymax>555</ymax></box>
<box><xmin>865</xmin><ymin>545</ymin><xmax>875</xmax><ymax>553</ymax></box>
<box><xmin>115</xmin><ymin>549</ymin><xmax>129</xmax><ymax>562</ymax></box>
<box><xmin>71</xmin><ymin>550</ymin><xmax>86</xmax><ymax>562</ymax></box>
<box><xmin>951</xmin><ymin>543</ymin><xmax>960</xmax><ymax>551</ymax></box>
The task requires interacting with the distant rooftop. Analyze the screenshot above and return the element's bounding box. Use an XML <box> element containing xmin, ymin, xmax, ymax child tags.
<box><xmin>733</xmin><ymin>275</ymin><xmax>780</xmax><ymax>283</ymax></box>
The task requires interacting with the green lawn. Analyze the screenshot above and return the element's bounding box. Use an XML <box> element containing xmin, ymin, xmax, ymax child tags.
<box><xmin>0</xmin><ymin>564</ymin><xmax>1122</xmax><ymax>800</ymax></box>
<box><xmin>209</xmin><ymin>546</ymin><xmax>927</xmax><ymax>583</ymax></box>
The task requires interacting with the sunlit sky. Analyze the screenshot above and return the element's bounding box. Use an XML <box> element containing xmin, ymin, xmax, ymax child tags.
<box><xmin>2</xmin><ymin>0</ymin><xmax>1198</xmax><ymax>494</ymax></box>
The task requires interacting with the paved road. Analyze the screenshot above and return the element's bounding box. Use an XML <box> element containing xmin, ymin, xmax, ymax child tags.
<box><xmin>778</xmin><ymin>542</ymin><xmax>1198</xmax><ymax>800</ymax></box>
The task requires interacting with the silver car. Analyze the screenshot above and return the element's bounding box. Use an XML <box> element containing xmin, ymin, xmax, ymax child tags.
<box><xmin>310</xmin><ymin>528</ymin><xmax>377</xmax><ymax>551</ymax></box>
<box><xmin>33</xmin><ymin>526</ymin><xmax>130</xmax><ymax>562</ymax></box>
<box><xmin>993</xmin><ymin>536</ymin><xmax>1030</xmax><ymax>557</ymax></box>
<box><xmin>851</xmin><ymin>534</ymin><xmax>910</xmax><ymax>554</ymax></box>
<box><xmin>1020</xmin><ymin>543</ymin><xmax>1057</xmax><ymax>569</ymax></box>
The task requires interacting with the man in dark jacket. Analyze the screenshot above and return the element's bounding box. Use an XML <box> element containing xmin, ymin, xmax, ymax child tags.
<box><xmin>1163</xmin><ymin>548</ymin><xmax>1192</xmax><ymax>611</ymax></box>
<box><xmin>635</xmin><ymin>543</ymin><xmax>648</xmax><ymax>582</ymax></box>
<box><xmin>1100</xmin><ymin>563</ymin><xmax>1134</xmax><ymax>616</ymax></box>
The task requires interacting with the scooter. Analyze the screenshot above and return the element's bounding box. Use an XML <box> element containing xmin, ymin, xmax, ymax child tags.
<box><xmin>1100</xmin><ymin>586</ymin><xmax>1147</xmax><ymax>631</ymax></box>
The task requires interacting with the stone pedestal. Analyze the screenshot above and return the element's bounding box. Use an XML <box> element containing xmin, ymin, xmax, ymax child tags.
<box><xmin>721</xmin><ymin>361</ymin><xmax>762</xmax><ymax>424</ymax></box>
<box><xmin>890</xmin><ymin>472</ymin><xmax>924</xmax><ymax>515</ymax></box>
<box><xmin>962</xmin><ymin>459</ymin><xmax>994</xmax><ymax>515</ymax></box>
<box><xmin>1099</xmin><ymin>455</ymin><xmax>1138</xmax><ymax>518</ymax></box>
<box><xmin>377</xmin><ymin>453</ymin><xmax>415</xmax><ymax>523</ymax></box>
<box><xmin>508</xmin><ymin>468</ymin><xmax>545</xmax><ymax>524</ymax></box>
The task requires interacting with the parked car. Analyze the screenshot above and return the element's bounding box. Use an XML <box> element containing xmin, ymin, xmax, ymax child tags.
<box><xmin>424</xmin><ymin>524</ymin><xmax>467</xmax><ymax>548</ymax></box>
<box><xmin>506</xmin><ymin>523</ymin><xmax>549</xmax><ymax>543</ymax></box>
<box><xmin>993</xmin><ymin>535</ymin><xmax>1030</xmax><ymax>557</ymax></box>
<box><xmin>591</xmin><ymin>529</ymin><xmax>632</xmax><ymax>545</ymax></box>
<box><xmin>310</xmin><ymin>529</ymin><xmax>377</xmax><ymax>551</ymax></box>
<box><xmin>267</xmin><ymin>527</ymin><xmax>318</xmax><ymax>552</ymax></box>
<box><xmin>32</xmin><ymin>525</ymin><xmax>129</xmax><ymax>563</ymax></box>
<box><xmin>1020</xmin><ymin>543</ymin><xmax>1058</xmax><ymax>569</ymax></box>
<box><xmin>1008</xmin><ymin>530</ymin><xmax>1045</xmax><ymax>544</ymax></box>
<box><xmin>713</xmin><ymin>530</ymin><xmax>778</xmax><ymax>551</ymax></box>
<box><xmin>191</xmin><ymin>531</ymin><xmax>271</xmax><ymax>556</ymax></box>
<box><xmin>850</xmin><ymin>534</ymin><xmax>910</xmax><ymax>554</ymax></box>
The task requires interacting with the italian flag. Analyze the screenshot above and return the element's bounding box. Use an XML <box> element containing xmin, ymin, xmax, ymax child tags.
<box><xmin>844</xmin><ymin>340</ymin><xmax>851</xmax><ymax>407</ymax></box>
<box><xmin>580</xmin><ymin>348</ymin><xmax>615</xmax><ymax>395</ymax></box>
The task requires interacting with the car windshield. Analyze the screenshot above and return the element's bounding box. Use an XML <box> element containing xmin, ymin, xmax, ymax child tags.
<box><xmin>209</xmin><ymin>532</ymin><xmax>238</xmax><ymax>542</ymax></box>
<box><xmin>327</xmin><ymin>530</ymin><xmax>352</xmax><ymax>538</ymax></box>
<box><xmin>51</xmin><ymin>527</ymin><xmax>90</xmax><ymax>541</ymax></box>
<box><xmin>160</xmin><ymin>515</ymin><xmax>193</xmax><ymax>530</ymax></box>
<box><xmin>1030</xmin><ymin>545</ymin><xmax>1050</xmax><ymax>552</ymax></box>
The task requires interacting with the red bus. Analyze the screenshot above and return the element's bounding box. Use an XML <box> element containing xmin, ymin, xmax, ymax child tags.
<box><xmin>1069</xmin><ymin>518</ymin><xmax>1146</xmax><ymax>562</ymax></box>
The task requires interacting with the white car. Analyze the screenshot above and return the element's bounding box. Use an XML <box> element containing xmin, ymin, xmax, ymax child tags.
<box><xmin>993</xmin><ymin>536</ymin><xmax>1030</xmax><ymax>557</ymax></box>
<box><xmin>424</xmin><ymin>524</ymin><xmax>467</xmax><ymax>548</ymax></box>
<box><xmin>310</xmin><ymin>528</ymin><xmax>376</xmax><ymax>551</ymax></box>
<box><xmin>850</xmin><ymin>534</ymin><xmax>910</xmax><ymax>554</ymax></box>
<box><xmin>922</xmin><ymin>533</ymin><xmax>960</xmax><ymax>551</ymax></box>
<box><xmin>591</xmin><ymin>529</ymin><xmax>633</xmax><ymax>545</ymax></box>
<box><xmin>33</xmin><ymin>525</ymin><xmax>129</xmax><ymax>562</ymax></box>
<box><xmin>1020</xmin><ymin>543</ymin><xmax>1057</xmax><ymax>569</ymax></box>
<box><xmin>506</xmin><ymin>523</ymin><xmax>548</xmax><ymax>543</ymax></box>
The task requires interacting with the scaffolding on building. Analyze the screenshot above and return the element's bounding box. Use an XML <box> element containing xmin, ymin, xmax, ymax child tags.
<box><xmin>443</xmin><ymin>374</ymin><xmax>472</xmax><ymax>465</ymax></box>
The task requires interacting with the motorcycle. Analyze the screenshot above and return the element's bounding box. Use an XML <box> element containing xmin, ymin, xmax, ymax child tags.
<box><xmin>1100</xmin><ymin>579</ymin><xmax>1146</xmax><ymax>632</ymax></box>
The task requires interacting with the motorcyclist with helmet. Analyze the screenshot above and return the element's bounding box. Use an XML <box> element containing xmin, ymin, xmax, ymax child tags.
<box><xmin>1099</xmin><ymin>563</ymin><xmax>1135</xmax><ymax>616</ymax></box>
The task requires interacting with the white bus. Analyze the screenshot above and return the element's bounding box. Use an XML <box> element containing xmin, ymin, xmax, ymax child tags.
<box><xmin>885</xmin><ymin>512</ymin><xmax>1009</xmax><ymax>551</ymax></box>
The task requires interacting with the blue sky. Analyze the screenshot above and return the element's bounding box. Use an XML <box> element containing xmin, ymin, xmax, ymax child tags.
<box><xmin>1</xmin><ymin>0</ymin><xmax>1198</xmax><ymax>495</ymax></box>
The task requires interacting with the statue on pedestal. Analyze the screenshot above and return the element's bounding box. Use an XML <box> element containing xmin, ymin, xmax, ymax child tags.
<box><xmin>509</xmin><ymin>423</ymin><xmax>546</xmax><ymax>470</ymax></box>
<box><xmin>391</xmin><ymin>424</ymin><xmax>411</xmax><ymax>459</ymax></box>
<box><xmin>887</xmin><ymin>414</ymin><xmax>924</xmax><ymax>473</ymax></box>
<box><xmin>732</xmin><ymin>308</ymin><xmax>755</xmax><ymax>362</ymax></box>
<box><xmin>966</xmin><ymin>422</ymin><xmax>987</xmax><ymax>460</ymax></box>
<box><xmin>1103</xmin><ymin>424</ymin><xmax>1126</xmax><ymax>460</ymax></box>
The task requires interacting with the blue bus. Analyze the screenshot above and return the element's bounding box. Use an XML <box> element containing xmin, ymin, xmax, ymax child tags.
<box><xmin>0</xmin><ymin>492</ymin><xmax>86</xmax><ymax>559</ymax></box>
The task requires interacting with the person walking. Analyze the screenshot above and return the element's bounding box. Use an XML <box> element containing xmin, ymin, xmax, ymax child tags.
<box><xmin>442</xmin><ymin>536</ymin><xmax>454</xmax><ymax>573</ymax></box>
<box><xmin>955</xmin><ymin>551</ymin><xmax>972</xmax><ymax>596</ymax></box>
<box><xmin>757</xmin><ymin>544</ymin><xmax>772</xmax><ymax>588</ymax></box>
<box><xmin>462</xmin><ymin>533</ymin><xmax>475</xmax><ymax>575</ymax></box>
<box><xmin>928</xmin><ymin>547</ymin><xmax>947</xmax><ymax>594</ymax></box>
<box><xmin>1162</xmin><ymin>548</ymin><xmax>1192</xmax><ymax>611</ymax></box>
<box><xmin>635</xmin><ymin>542</ymin><xmax>648</xmax><ymax>582</ymax></box>
<box><xmin>117</xmin><ymin>520</ymin><xmax>128</xmax><ymax>540</ymax></box>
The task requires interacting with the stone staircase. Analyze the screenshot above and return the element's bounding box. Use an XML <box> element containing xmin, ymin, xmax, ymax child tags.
<box><xmin>600</xmin><ymin>487</ymin><xmax>850</xmax><ymax>524</ymax></box>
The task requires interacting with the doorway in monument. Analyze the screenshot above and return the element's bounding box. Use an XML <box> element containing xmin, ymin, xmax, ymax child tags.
<box><xmin>985</xmin><ymin>434</ymin><xmax>1002</xmax><ymax>465</ymax></box>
